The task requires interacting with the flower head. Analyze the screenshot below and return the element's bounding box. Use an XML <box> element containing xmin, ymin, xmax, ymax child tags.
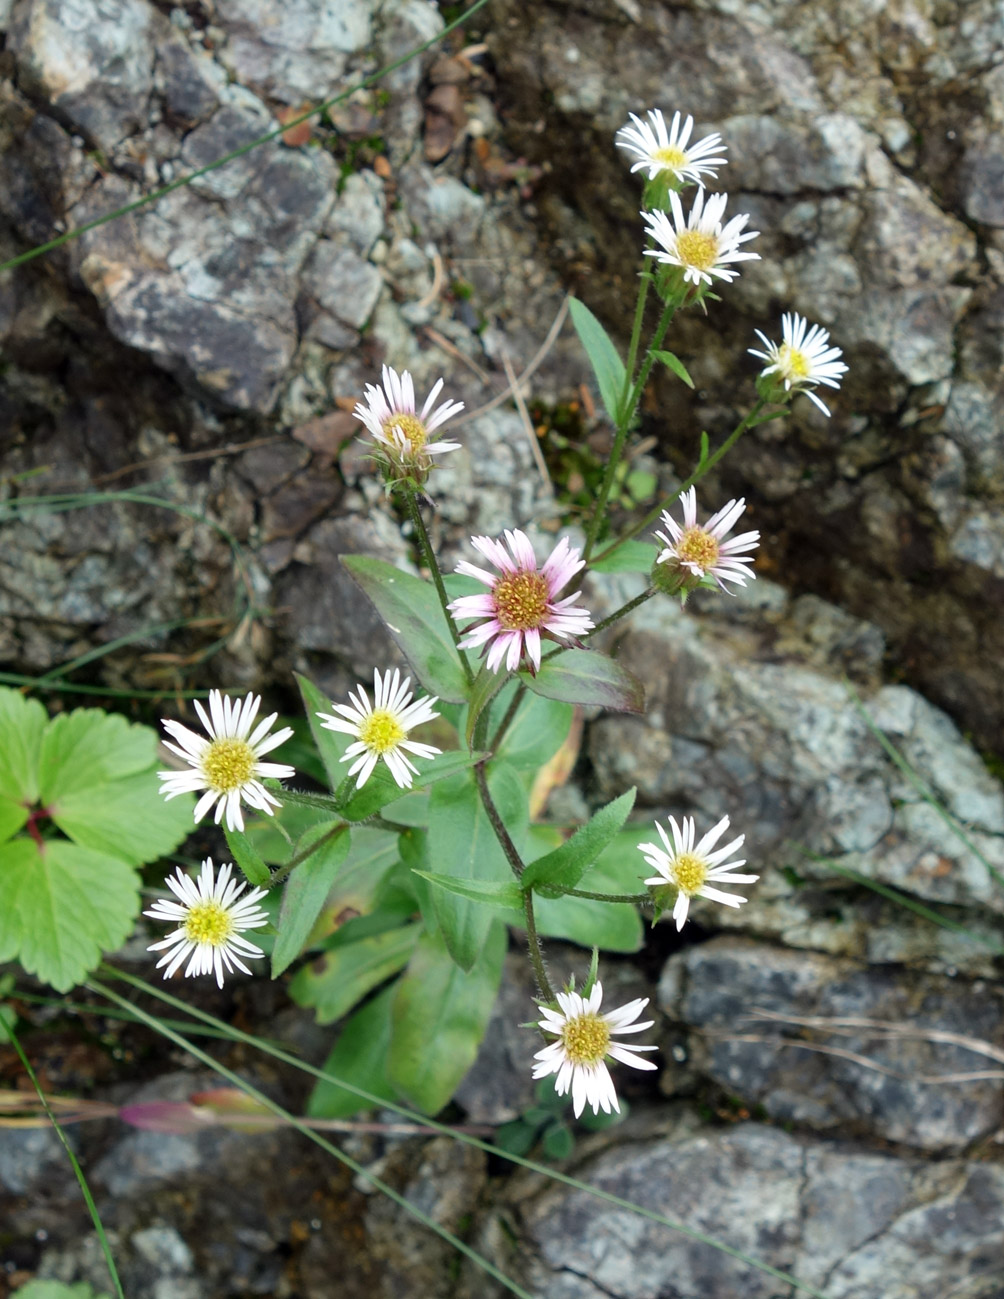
<box><xmin>616</xmin><ymin>109</ymin><xmax>727</xmax><ymax>187</ymax></box>
<box><xmin>316</xmin><ymin>667</ymin><xmax>441</xmax><ymax>790</ymax></box>
<box><xmin>532</xmin><ymin>981</ymin><xmax>658</xmax><ymax>1118</ymax></box>
<box><xmin>653</xmin><ymin>488</ymin><xmax>759</xmax><ymax>596</ymax></box>
<box><xmin>639</xmin><ymin>814</ymin><xmax>759</xmax><ymax>930</ymax></box>
<box><xmin>353</xmin><ymin>365</ymin><xmax>463</xmax><ymax>478</ymax></box>
<box><xmin>158</xmin><ymin>691</ymin><xmax>295</xmax><ymax>833</ymax></box>
<box><xmin>643</xmin><ymin>189</ymin><xmax>759</xmax><ymax>289</ymax></box>
<box><xmin>145</xmin><ymin>858</ymin><xmax>269</xmax><ymax>988</ymax></box>
<box><xmin>749</xmin><ymin>311</ymin><xmax>849</xmax><ymax>416</ymax></box>
<box><xmin>448</xmin><ymin>530</ymin><xmax>594</xmax><ymax>674</ymax></box>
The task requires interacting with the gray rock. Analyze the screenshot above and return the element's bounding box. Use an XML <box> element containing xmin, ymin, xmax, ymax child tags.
<box><xmin>0</xmin><ymin>1124</ymin><xmax>73</xmax><ymax>1196</ymax></box>
<box><xmin>303</xmin><ymin>241</ymin><xmax>383</xmax><ymax>331</ymax></box>
<box><xmin>660</xmin><ymin>937</ymin><xmax>1004</xmax><ymax>1150</ymax></box>
<box><xmin>960</xmin><ymin>128</ymin><xmax>1004</xmax><ymax>227</ymax></box>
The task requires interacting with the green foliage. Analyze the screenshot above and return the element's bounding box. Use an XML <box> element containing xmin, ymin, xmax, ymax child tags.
<box><xmin>590</xmin><ymin>540</ymin><xmax>660</xmax><ymax>574</ymax></box>
<box><xmin>568</xmin><ymin>297</ymin><xmax>627</xmax><ymax>425</ymax></box>
<box><xmin>272</xmin><ymin>824</ymin><xmax>350</xmax><ymax>976</ymax></box>
<box><xmin>523</xmin><ymin>650</ymin><xmax>645</xmax><ymax>714</ymax></box>
<box><xmin>522</xmin><ymin>789</ymin><xmax>636</xmax><ymax>894</ymax></box>
<box><xmin>14</xmin><ymin>1283</ymin><xmax>111</xmax><ymax>1299</ymax></box>
<box><xmin>653</xmin><ymin>349</ymin><xmax>695</xmax><ymax>388</ymax></box>
<box><xmin>0</xmin><ymin>688</ymin><xmax>193</xmax><ymax>991</ymax></box>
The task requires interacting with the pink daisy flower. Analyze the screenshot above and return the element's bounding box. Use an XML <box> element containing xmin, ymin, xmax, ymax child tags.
<box><xmin>353</xmin><ymin>365</ymin><xmax>463</xmax><ymax>473</ymax></box>
<box><xmin>654</xmin><ymin>488</ymin><xmax>759</xmax><ymax>594</ymax></box>
<box><xmin>448</xmin><ymin>529</ymin><xmax>594</xmax><ymax>674</ymax></box>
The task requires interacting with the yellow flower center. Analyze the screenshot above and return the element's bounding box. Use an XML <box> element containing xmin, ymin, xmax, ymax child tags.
<box><xmin>675</xmin><ymin>229</ymin><xmax>719</xmax><ymax>271</ymax></box>
<box><xmin>561</xmin><ymin>1012</ymin><xmax>611</xmax><ymax>1066</ymax></box>
<box><xmin>778</xmin><ymin>343</ymin><xmax>811</xmax><ymax>379</ymax></box>
<box><xmin>675</xmin><ymin>526</ymin><xmax>720</xmax><ymax>573</ymax></box>
<box><xmin>673</xmin><ymin>851</ymin><xmax>708</xmax><ymax>896</ymax></box>
<box><xmin>493</xmin><ymin>571</ymin><xmax>550</xmax><ymax>631</ymax></box>
<box><xmin>384</xmin><ymin>413</ymin><xmax>428</xmax><ymax>452</ymax></box>
<box><xmin>201</xmin><ymin>738</ymin><xmax>257</xmax><ymax>793</ymax></box>
<box><xmin>359</xmin><ymin>708</ymin><xmax>407</xmax><ymax>754</ymax></box>
<box><xmin>184</xmin><ymin>900</ymin><xmax>235</xmax><ymax>947</ymax></box>
<box><xmin>654</xmin><ymin>145</ymin><xmax>688</xmax><ymax>171</ymax></box>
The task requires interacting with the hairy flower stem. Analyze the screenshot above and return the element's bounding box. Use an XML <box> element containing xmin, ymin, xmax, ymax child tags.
<box><xmin>472</xmin><ymin>713</ymin><xmax>555</xmax><ymax>1002</ymax></box>
<box><xmin>595</xmin><ymin>398</ymin><xmax>775</xmax><ymax>565</ymax></box>
<box><xmin>560</xmin><ymin>887</ymin><xmax>652</xmax><ymax>904</ymax></box>
<box><xmin>585</xmin><ymin>587</ymin><xmax>656</xmax><ymax>640</ymax></box>
<box><xmin>489</xmin><ymin>683</ymin><xmax>525</xmax><ymax>752</ymax></box>
<box><xmin>402</xmin><ymin>483</ymin><xmax>474</xmax><ymax>686</ymax></box>
<box><xmin>584</xmin><ymin>294</ymin><xmax>677</xmax><ymax>562</ymax></box>
<box><xmin>266</xmin><ymin>822</ymin><xmax>347</xmax><ymax>890</ymax></box>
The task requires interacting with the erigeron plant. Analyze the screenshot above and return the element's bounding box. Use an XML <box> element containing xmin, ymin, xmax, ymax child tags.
<box><xmin>4</xmin><ymin>108</ymin><xmax>848</xmax><ymax>1126</ymax></box>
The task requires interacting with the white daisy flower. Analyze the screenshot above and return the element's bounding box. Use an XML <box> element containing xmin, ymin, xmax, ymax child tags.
<box><xmin>353</xmin><ymin>365</ymin><xmax>463</xmax><ymax>474</ymax></box>
<box><xmin>616</xmin><ymin>109</ymin><xmax>727</xmax><ymax>187</ymax></box>
<box><xmin>145</xmin><ymin>857</ymin><xmax>269</xmax><ymax>989</ymax></box>
<box><xmin>654</xmin><ymin>487</ymin><xmax>760</xmax><ymax>594</ymax></box>
<box><xmin>532</xmin><ymin>981</ymin><xmax>658</xmax><ymax>1119</ymax></box>
<box><xmin>749</xmin><ymin>311</ymin><xmax>849</xmax><ymax>416</ymax></box>
<box><xmin>643</xmin><ymin>189</ymin><xmax>760</xmax><ymax>287</ymax></box>
<box><xmin>639</xmin><ymin>814</ymin><xmax>759</xmax><ymax>931</ymax></box>
<box><xmin>448</xmin><ymin>530</ymin><xmax>594</xmax><ymax>674</ymax></box>
<box><xmin>158</xmin><ymin>691</ymin><xmax>295</xmax><ymax>833</ymax></box>
<box><xmin>316</xmin><ymin>667</ymin><xmax>441</xmax><ymax>790</ymax></box>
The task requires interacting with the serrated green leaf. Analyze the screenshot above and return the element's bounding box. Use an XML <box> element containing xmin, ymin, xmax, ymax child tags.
<box><xmin>415</xmin><ymin>871</ymin><xmax>523</xmax><ymax>911</ymax></box>
<box><xmin>493</xmin><ymin>687</ymin><xmax>573</xmax><ymax>774</ymax></box>
<box><xmin>341</xmin><ymin>556</ymin><xmax>470</xmax><ymax>702</ymax></box>
<box><xmin>223</xmin><ymin>825</ymin><xmax>271</xmax><ymax>888</ymax></box>
<box><xmin>427</xmin><ymin>764</ymin><xmax>528</xmax><ymax>970</ymax></box>
<box><xmin>0</xmin><ymin>688</ymin><xmax>46</xmax><ymax>805</ymax></box>
<box><xmin>523</xmin><ymin>649</ymin><xmax>644</xmax><ymax>714</ymax></box>
<box><xmin>289</xmin><ymin>922</ymin><xmax>420</xmax><ymax>1023</ymax></box>
<box><xmin>306</xmin><ymin>983</ymin><xmax>398</xmax><ymax>1119</ymax></box>
<box><xmin>271</xmin><ymin>824</ymin><xmax>350</xmax><ymax>976</ymax></box>
<box><xmin>52</xmin><ymin>769</ymin><xmax>194</xmax><ymax>867</ymax></box>
<box><xmin>568</xmin><ymin>297</ymin><xmax>627</xmax><ymax>425</ymax></box>
<box><xmin>653</xmin><ymin>349</ymin><xmax>695</xmax><ymax>388</ymax></box>
<box><xmin>296</xmin><ymin>673</ymin><xmax>353</xmax><ymax>788</ymax></box>
<box><xmin>590</xmin><ymin>541</ymin><xmax>659</xmax><ymax>575</ymax></box>
<box><xmin>0</xmin><ymin>839</ymin><xmax>139</xmax><ymax>991</ymax></box>
<box><xmin>522</xmin><ymin>789</ymin><xmax>636</xmax><ymax>894</ymax></box>
<box><xmin>39</xmin><ymin>707</ymin><xmax>155</xmax><ymax>797</ymax></box>
<box><xmin>389</xmin><ymin>920</ymin><xmax>505</xmax><ymax>1113</ymax></box>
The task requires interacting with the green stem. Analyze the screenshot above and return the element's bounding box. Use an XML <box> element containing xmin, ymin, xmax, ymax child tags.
<box><xmin>539</xmin><ymin>587</ymin><xmax>655</xmax><ymax>666</ymax></box>
<box><xmin>521</xmin><ymin>891</ymin><xmax>555</xmax><ymax>1002</ymax></box>
<box><xmin>403</xmin><ymin>483</ymin><xmax>474</xmax><ymax>686</ymax></box>
<box><xmin>489</xmin><ymin>683</ymin><xmax>525</xmax><ymax>752</ymax></box>
<box><xmin>559</xmin><ymin>887</ymin><xmax>651</xmax><ymax>904</ymax></box>
<box><xmin>267</xmin><ymin>822</ymin><xmax>346</xmax><ymax>890</ymax></box>
<box><xmin>594</xmin><ymin>397</ymin><xmax>775</xmax><ymax>565</ymax></box>
<box><xmin>584</xmin><ymin>296</ymin><xmax>677</xmax><ymax>561</ymax></box>
<box><xmin>274</xmin><ymin>788</ymin><xmax>343</xmax><ymax>813</ymax></box>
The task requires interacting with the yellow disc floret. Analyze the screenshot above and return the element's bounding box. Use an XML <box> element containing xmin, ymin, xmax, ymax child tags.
<box><xmin>384</xmin><ymin>413</ymin><xmax>428</xmax><ymax>452</ymax></box>
<box><xmin>561</xmin><ymin>1011</ymin><xmax>612</xmax><ymax>1066</ymax></box>
<box><xmin>359</xmin><ymin>708</ymin><xmax>407</xmax><ymax>754</ymax></box>
<box><xmin>184</xmin><ymin>900</ymin><xmax>236</xmax><ymax>947</ymax></box>
<box><xmin>675</xmin><ymin>526</ymin><xmax>720</xmax><ymax>573</ymax></box>
<box><xmin>672</xmin><ymin>851</ymin><xmax>709</xmax><ymax>896</ymax></box>
<box><xmin>202</xmin><ymin>738</ymin><xmax>257</xmax><ymax>793</ymax></box>
<box><xmin>493</xmin><ymin>571</ymin><xmax>550</xmax><ymax>631</ymax></box>
<box><xmin>654</xmin><ymin>146</ymin><xmax>688</xmax><ymax>171</ymax></box>
<box><xmin>778</xmin><ymin>343</ymin><xmax>811</xmax><ymax>380</ymax></box>
<box><xmin>675</xmin><ymin>229</ymin><xmax>719</xmax><ymax>271</ymax></box>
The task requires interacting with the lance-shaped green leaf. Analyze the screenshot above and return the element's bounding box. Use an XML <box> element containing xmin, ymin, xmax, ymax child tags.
<box><xmin>289</xmin><ymin>921</ymin><xmax>420</xmax><ymax>1024</ymax></box>
<box><xmin>569</xmin><ymin>297</ymin><xmax>627</xmax><ymax>425</ymax></box>
<box><xmin>522</xmin><ymin>788</ymin><xmax>636</xmax><ymax>895</ymax></box>
<box><xmin>337</xmin><ymin>748</ymin><xmax>487</xmax><ymax>822</ymax></box>
<box><xmin>415</xmin><ymin>872</ymin><xmax>523</xmax><ymax>911</ymax></box>
<box><xmin>653</xmin><ymin>349</ymin><xmax>695</xmax><ymax>388</ymax></box>
<box><xmin>590</xmin><ymin>540</ymin><xmax>659</xmax><ymax>575</ymax></box>
<box><xmin>520</xmin><ymin>827</ymin><xmax>643</xmax><ymax>952</ymax></box>
<box><xmin>427</xmin><ymin>763</ymin><xmax>528</xmax><ymax>970</ymax></box>
<box><xmin>341</xmin><ymin>555</ymin><xmax>469</xmax><ymax>702</ymax></box>
<box><xmin>271</xmin><ymin>823</ymin><xmax>350</xmax><ymax>977</ymax></box>
<box><xmin>224</xmin><ymin>825</ymin><xmax>271</xmax><ymax>888</ymax></box>
<box><xmin>389</xmin><ymin>920</ymin><xmax>506</xmax><ymax>1114</ymax></box>
<box><xmin>296</xmin><ymin>672</ymin><xmax>353</xmax><ymax>788</ymax></box>
<box><xmin>0</xmin><ymin>839</ymin><xmax>140</xmax><ymax>992</ymax></box>
<box><xmin>523</xmin><ymin>649</ymin><xmax>644</xmax><ymax>714</ymax></box>
<box><xmin>307</xmin><ymin>983</ymin><xmax>398</xmax><ymax>1119</ymax></box>
<box><xmin>464</xmin><ymin>662</ymin><xmax>511</xmax><ymax>749</ymax></box>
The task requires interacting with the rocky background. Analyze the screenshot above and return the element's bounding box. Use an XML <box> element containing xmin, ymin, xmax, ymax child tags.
<box><xmin>1</xmin><ymin>0</ymin><xmax>1003</xmax><ymax>1296</ymax></box>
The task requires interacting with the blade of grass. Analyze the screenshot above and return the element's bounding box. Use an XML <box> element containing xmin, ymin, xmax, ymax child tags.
<box><xmin>1</xmin><ymin>1016</ymin><xmax>125</xmax><ymax>1299</ymax></box>
<box><xmin>0</xmin><ymin>0</ymin><xmax>492</xmax><ymax>275</ymax></box>
<box><xmin>87</xmin><ymin>978</ymin><xmax>535</xmax><ymax>1299</ymax></box>
<box><xmin>97</xmin><ymin>967</ymin><xmax>833</xmax><ymax>1299</ymax></box>
<box><xmin>846</xmin><ymin>680</ymin><xmax>1004</xmax><ymax>889</ymax></box>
